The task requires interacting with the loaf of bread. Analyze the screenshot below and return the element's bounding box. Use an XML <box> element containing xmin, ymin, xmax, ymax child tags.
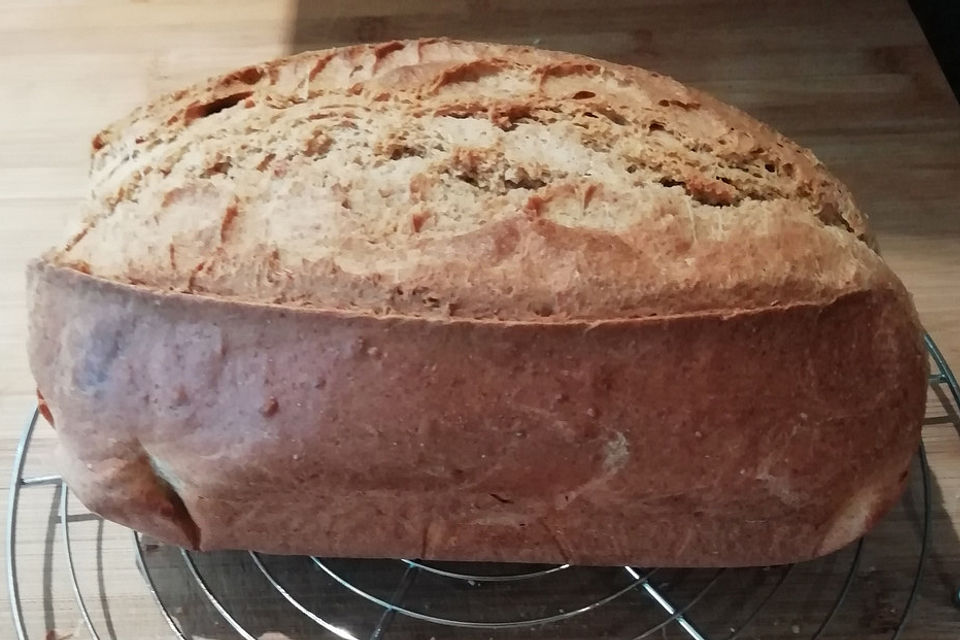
<box><xmin>28</xmin><ymin>39</ymin><xmax>927</xmax><ymax>567</ymax></box>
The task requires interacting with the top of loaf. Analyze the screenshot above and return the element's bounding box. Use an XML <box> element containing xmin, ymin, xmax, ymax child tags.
<box><xmin>52</xmin><ymin>39</ymin><xmax>889</xmax><ymax>322</ymax></box>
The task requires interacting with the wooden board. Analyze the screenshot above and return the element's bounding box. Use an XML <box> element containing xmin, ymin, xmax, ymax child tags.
<box><xmin>1</xmin><ymin>1</ymin><xmax>959</xmax><ymax>638</ymax></box>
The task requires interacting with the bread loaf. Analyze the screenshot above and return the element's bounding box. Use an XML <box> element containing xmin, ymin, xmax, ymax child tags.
<box><xmin>27</xmin><ymin>39</ymin><xmax>927</xmax><ymax>567</ymax></box>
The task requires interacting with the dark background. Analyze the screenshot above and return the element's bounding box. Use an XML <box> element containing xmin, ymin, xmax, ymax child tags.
<box><xmin>911</xmin><ymin>0</ymin><xmax>960</xmax><ymax>100</ymax></box>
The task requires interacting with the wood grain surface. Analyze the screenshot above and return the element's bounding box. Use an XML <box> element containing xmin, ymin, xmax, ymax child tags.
<box><xmin>1</xmin><ymin>1</ymin><xmax>958</xmax><ymax>638</ymax></box>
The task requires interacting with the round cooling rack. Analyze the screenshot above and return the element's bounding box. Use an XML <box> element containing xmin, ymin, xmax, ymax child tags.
<box><xmin>7</xmin><ymin>334</ymin><xmax>960</xmax><ymax>640</ymax></box>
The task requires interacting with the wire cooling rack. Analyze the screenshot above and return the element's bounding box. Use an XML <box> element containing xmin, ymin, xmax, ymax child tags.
<box><xmin>7</xmin><ymin>334</ymin><xmax>960</xmax><ymax>640</ymax></box>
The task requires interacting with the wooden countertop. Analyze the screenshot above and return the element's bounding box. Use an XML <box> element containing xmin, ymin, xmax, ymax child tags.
<box><xmin>1</xmin><ymin>1</ymin><xmax>958</xmax><ymax>638</ymax></box>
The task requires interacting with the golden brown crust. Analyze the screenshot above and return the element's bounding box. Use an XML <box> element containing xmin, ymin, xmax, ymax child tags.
<box><xmin>56</xmin><ymin>39</ymin><xmax>876</xmax><ymax>322</ymax></box>
<box><xmin>28</xmin><ymin>261</ymin><xmax>926</xmax><ymax>565</ymax></box>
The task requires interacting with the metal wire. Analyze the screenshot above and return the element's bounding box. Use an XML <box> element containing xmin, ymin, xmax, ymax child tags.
<box><xmin>181</xmin><ymin>549</ymin><xmax>259</xmax><ymax>640</ymax></box>
<box><xmin>809</xmin><ymin>538</ymin><xmax>864</xmax><ymax>639</ymax></box>
<box><xmin>248</xmin><ymin>551</ymin><xmax>361</xmax><ymax>640</ymax></box>
<box><xmin>133</xmin><ymin>532</ymin><xmax>189</xmax><ymax>640</ymax></box>
<box><xmin>5</xmin><ymin>408</ymin><xmax>38</xmax><ymax>640</ymax></box>
<box><xmin>311</xmin><ymin>556</ymin><xmax>660</xmax><ymax>629</ymax></box>
<box><xmin>625</xmin><ymin>566</ymin><xmax>720</xmax><ymax>639</ymax></box>
<box><xmin>20</xmin><ymin>474</ymin><xmax>64</xmax><ymax>487</ymax></box>
<box><xmin>369</xmin><ymin>563</ymin><xmax>417</xmax><ymax>640</ymax></box>
<box><xmin>923</xmin><ymin>333</ymin><xmax>960</xmax><ymax>614</ymax></box>
<box><xmin>722</xmin><ymin>563</ymin><xmax>795</xmax><ymax>640</ymax></box>
<box><xmin>400</xmin><ymin>559</ymin><xmax>571</xmax><ymax>582</ymax></box>
<box><xmin>892</xmin><ymin>442</ymin><xmax>932</xmax><ymax>639</ymax></box>
<box><xmin>6</xmin><ymin>334</ymin><xmax>958</xmax><ymax>639</ymax></box>
<box><xmin>926</xmin><ymin>333</ymin><xmax>960</xmax><ymax>409</ymax></box>
<box><xmin>60</xmin><ymin>486</ymin><xmax>101</xmax><ymax>640</ymax></box>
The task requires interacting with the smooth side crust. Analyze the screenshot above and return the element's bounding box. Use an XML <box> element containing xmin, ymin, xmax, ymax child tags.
<box><xmin>57</xmin><ymin>39</ymin><xmax>878</xmax><ymax>321</ymax></box>
<box><xmin>28</xmin><ymin>262</ymin><xmax>927</xmax><ymax>565</ymax></box>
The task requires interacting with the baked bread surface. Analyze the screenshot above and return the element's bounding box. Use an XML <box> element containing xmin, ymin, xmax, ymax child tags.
<box><xmin>58</xmin><ymin>38</ymin><xmax>879</xmax><ymax>321</ymax></box>
<box><xmin>28</xmin><ymin>39</ymin><xmax>927</xmax><ymax>566</ymax></box>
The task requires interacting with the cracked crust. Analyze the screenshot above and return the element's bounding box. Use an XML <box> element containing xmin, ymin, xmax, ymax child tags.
<box><xmin>56</xmin><ymin>39</ymin><xmax>876</xmax><ymax>321</ymax></box>
<box><xmin>28</xmin><ymin>40</ymin><xmax>928</xmax><ymax>565</ymax></box>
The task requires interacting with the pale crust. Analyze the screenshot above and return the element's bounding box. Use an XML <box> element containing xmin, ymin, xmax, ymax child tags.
<box><xmin>28</xmin><ymin>40</ymin><xmax>928</xmax><ymax>566</ymax></box>
<box><xmin>29</xmin><ymin>260</ymin><xmax>925</xmax><ymax>566</ymax></box>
